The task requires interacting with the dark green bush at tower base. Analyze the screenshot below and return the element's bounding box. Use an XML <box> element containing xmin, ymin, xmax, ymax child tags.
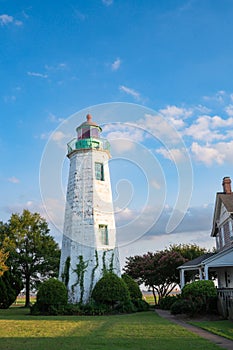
<box><xmin>31</xmin><ymin>278</ymin><xmax>68</xmax><ymax>315</ymax></box>
<box><xmin>91</xmin><ymin>272</ymin><xmax>131</xmax><ymax>307</ymax></box>
<box><xmin>121</xmin><ymin>274</ymin><xmax>142</xmax><ymax>300</ymax></box>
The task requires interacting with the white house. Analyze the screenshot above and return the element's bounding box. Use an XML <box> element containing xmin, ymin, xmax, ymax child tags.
<box><xmin>178</xmin><ymin>177</ymin><xmax>233</xmax><ymax>317</ymax></box>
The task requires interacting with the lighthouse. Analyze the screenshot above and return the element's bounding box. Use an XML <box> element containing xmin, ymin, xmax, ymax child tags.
<box><xmin>59</xmin><ymin>114</ymin><xmax>121</xmax><ymax>304</ymax></box>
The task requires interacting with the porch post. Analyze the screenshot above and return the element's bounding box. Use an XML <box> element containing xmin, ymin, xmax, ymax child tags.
<box><xmin>199</xmin><ymin>267</ymin><xmax>203</xmax><ymax>280</ymax></box>
<box><xmin>180</xmin><ymin>269</ymin><xmax>185</xmax><ymax>289</ymax></box>
<box><xmin>204</xmin><ymin>265</ymin><xmax>209</xmax><ymax>280</ymax></box>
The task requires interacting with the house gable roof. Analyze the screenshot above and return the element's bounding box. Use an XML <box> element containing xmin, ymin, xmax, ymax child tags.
<box><xmin>178</xmin><ymin>246</ymin><xmax>233</xmax><ymax>271</ymax></box>
<box><xmin>211</xmin><ymin>192</ymin><xmax>233</xmax><ymax>237</ymax></box>
<box><xmin>178</xmin><ymin>253</ymin><xmax>215</xmax><ymax>270</ymax></box>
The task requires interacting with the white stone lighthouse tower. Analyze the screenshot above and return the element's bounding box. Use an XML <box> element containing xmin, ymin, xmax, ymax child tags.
<box><xmin>59</xmin><ymin>114</ymin><xmax>120</xmax><ymax>304</ymax></box>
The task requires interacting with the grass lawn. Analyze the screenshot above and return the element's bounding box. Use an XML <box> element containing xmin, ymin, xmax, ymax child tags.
<box><xmin>190</xmin><ymin>320</ymin><xmax>233</xmax><ymax>341</ymax></box>
<box><xmin>0</xmin><ymin>307</ymin><xmax>223</xmax><ymax>350</ymax></box>
<box><xmin>143</xmin><ymin>294</ymin><xmax>156</xmax><ymax>305</ymax></box>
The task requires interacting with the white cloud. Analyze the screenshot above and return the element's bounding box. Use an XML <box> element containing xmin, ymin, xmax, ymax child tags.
<box><xmin>8</xmin><ymin>176</ymin><xmax>20</xmax><ymax>184</ymax></box>
<box><xmin>48</xmin><ymin>113</ymin><xmax>65</xmax><ymax>123</ymax></box>
<box><xmin>211</xmin><ymin>115</ymin><xmax>233</xmax><ymax>127</ymax></box>
<box><xmin>225</xmin><ymin>104</ymin><xmax>233</xmax><ymax>117</ymax></box>
<box><xmin>137</xmin><ymin>113</ymin><xmax>181</xmax><ymax>146</ymax></box>
<box><xmin>74</xmin><ymin>10</ymin><xmax>86</xmax><ymax>21</ymax></box>
<box><xmin>45</xmin><ymin>63</ymin><xmax>67</xmax><ymax>71</ymax></box>
<box><xmin>111</xmin><ymin>58</ymin><xmax>121</xmax><ymax>71</ymax></box>
<box><xmin>158</xmin><ymin>105</ymin><xmax>194</xmax><ymax>130</ymax></box>
<box><xmin>159</xmin><ymin>105</ymin><xmax>193</xmax><ymax>119</ymax></box>
<box><xmin>40</xmin><ymin>133</ymin><xmax>49</xmax><ymax>140</ymax></box>
<box><xmin>102</xmin><ymin>0</ymin><xmax>113</xmax><ymax>6</ymax></box>
<box><xmin>203</xmin><ymin>90</ymin><xmax>226</xmax><ymax>104</ymax></box>
<box><xmin>119</xmin><ymin>85</ymin><xmax>141</xmax><ymax>101</ymax></box>
<box><xmin>191</xmin><ymin>142</ymin><xmax>225</xmax><ymax>165</ymax></box>
<box><xmin>103</xmin><ymin>123</ymin><xmax>144</xmax><ymax>153</ymax></box>
<box><xmin>3</xmin><ymin>198</ymin><xmax>64</xmax><ymax>241</ymax></box>
<box><xmin>0</xmin><ymin>14</ymin><xmax>22</xmax><ymax>26</ymax></box>
<box><xmin>194</xmin><ymin>104</ymin><xmax>211</xmax><ymax>114</ymax></box>
<box><xmin>156</xmin><ymin>147</ymin><xmax>187</xmax><ymax>163</ymax></box>
<box><xmin>150</xmin><ymin>180</ymin><xmax>161</xmax><ymax>189</ymax></box>
<box><xmin>3</xmin><ymin>95</ymin><xmax>16</xmax><ymax>103</ymax></box>
<box><xmin>51</xmin><ymin>131</ymin><xmax>67</xmax><ymax>142</ymax></box>
<box><xmin>184</xmin><ymin>115</ymin><xmax>232</xmax><ymax>142</ymax></box>
<box><xmin>27</xmin><ymin>71</ymin><xmax>48</xmax><ymax>79</ymax></box>
<box><xmin>115</xmin><ymin>204</ymin><xmax>214</xmax><ymax>249</ymax></box>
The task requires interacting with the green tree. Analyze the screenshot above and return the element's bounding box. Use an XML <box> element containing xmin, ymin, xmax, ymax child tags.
<box><xmin>7</xmin><ymin>210</ymin><xmax>60</xmax><ymax>307</ymax></box>
<box><xmin>167</xmin><ymin>244</ymin><xmax>208</xmax><ymax>282</ymax></box>
<box><xmin>0</xmin><ymin>221</ymin><xmax>23</xmax><ymax>308</ymax></box>
<box><xmin>0</xmin><ymin>270</ymin><xmax>23</xmax><ymax>308</ymax></box>
<box><xmin>124</xmin><ymin>244</ymin><xmax>208</xmax><ymax>305</ymax></box>
<box><xmin>0</xmin><ymin>249</ymin><xmax>9</xmax><ymax>277</ymax></box>
<box><xmin>124</xmin><ymin>251</ymin><xmax>186</xmax><ymax>304</ymax></box>
<box><xmin>167</xmin><ymin>243</ymin><xmax>207</xmax><ymax>261</ymax></box>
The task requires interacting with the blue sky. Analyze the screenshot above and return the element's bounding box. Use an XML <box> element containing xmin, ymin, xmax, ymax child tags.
<box><xmin>1</xmin><ymin>0</ymin><xmax>233</xmax><ymax>266</ymax></box>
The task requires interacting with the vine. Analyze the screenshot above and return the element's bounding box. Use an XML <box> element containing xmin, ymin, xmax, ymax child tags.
<box><xmin>72</xmin><ymin>255</ymin><xmax>88</xmax><ymax>304</ymax></box>
<box><xmin>102</xmin><ymin>250</ymin><xmax>115</xmax><ymax>275</ymax></box>
<box><xmin>89</xmin><ymin>250</ymin><xmax>99</xmax><ymax>296</ymax></box>
<box><xmin>109</xmin><ymin>251</ymin><xmax>114</xmax><ymax>273</ymax></box>
<box><xmin>102</xmin><ymin>250</ymin><xmax>107</xmax><ymax>275</ymax></box>
<box><xmin>61</xmin><ymin>256</ymin><xmax>70</xmax><ymax>287</ymax></box>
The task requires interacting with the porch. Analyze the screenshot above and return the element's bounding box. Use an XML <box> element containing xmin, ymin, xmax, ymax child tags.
<box><xmin>217</xmin><ymin>288</ymin><xmax>233</xmax><ymax>319</ymax></box>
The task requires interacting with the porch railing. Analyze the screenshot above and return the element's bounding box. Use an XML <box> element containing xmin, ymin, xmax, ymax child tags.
<box><xmin>217</xmin><ymin>288</ymin><xmax>233</xmax><ymax>319</ymax></box>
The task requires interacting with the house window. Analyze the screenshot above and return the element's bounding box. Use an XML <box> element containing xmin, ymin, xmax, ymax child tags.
<box><xmin>99</xmin><ymin>225</ymin><xmax>109</xmax><ymax>245</ymax></box>
<box><xmin>220</xmin><ymin>226</ymin><xmax>225</xmax><ymax>247</ymax></box>
<box><xmin>216</xmin><ymin>234</ymin><xmax>220</xmax><ymax>250</ymax></box>
<box><xmin>95</xmin><ymin>162</ymin><xmax>104</xmax><ymax>181</ymax></box>
<box><xmin>229</xmin><ymin>220</ymin><xmax>233</xmax><ymax>240</ymax></box>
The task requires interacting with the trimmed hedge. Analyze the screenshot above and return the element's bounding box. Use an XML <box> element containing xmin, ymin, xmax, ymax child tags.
<box><xmin>170</xmin><ymin>281</ymin><xmax>218</xmax><ymax>316</ymax></box>
<box><xmin>91</xmin><ymin>272</ymin><xmax>131</xmax><ymax>306</ymax></box>
<box><xmin>170</xmin><ymin>299</ymin><xmax>194</xmax><ymax>315</ymax></box>
<box><xmin>122</xmin><ymin>274</ymin><xmax>142</xmax><ymax>301</ymax></box>
<box><xmin>182</xmin><ymin>280</ymin><xmax>217</xmax><ymax>314</ymax></box>
<box><xmin>159</xmin><ymin>295</ymin><xmax>179</xmax><ymax>310</ymax></box>
<box><xmin>182</xmin><ymin>280</ymin><xmax>217</xmax><ymax>299</ymax></box>
<box><xmin>31</xmin><ymin>278</ymin><xmax>68</xmax><ymax>315</ymax></box>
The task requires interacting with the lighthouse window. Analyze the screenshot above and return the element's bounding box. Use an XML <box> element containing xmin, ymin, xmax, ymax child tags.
<box><xmin>81</xmin><ymin>127</ymin><xmax>90</xmax><ymax>139</ymax></box>
<box><xmin>99</xmin><ymin>225</ymin><xmax>109</xmax><ymax>245</ymax></box>
<box><xmin>95</xmin><ymin>162</ymin><xmax>104</xmax><ymax>181</ymax></box>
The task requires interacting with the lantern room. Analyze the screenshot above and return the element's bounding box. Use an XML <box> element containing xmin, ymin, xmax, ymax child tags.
<box><xmin>67</xmin><ymin>114</ymin><xmax>110</xmax><ymax>155</ymax></box>
<box><xmin>76</xmin><ymin>114</ymin><xmax>102</xmax><ymax>140</ymax></box>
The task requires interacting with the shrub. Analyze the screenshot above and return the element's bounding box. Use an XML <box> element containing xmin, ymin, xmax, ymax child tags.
<box><xmin>133</xmin><ymin>299</ymin><xmax>150</xmax><ymax>311</ymax></box>
<box><xmin>159</xmin><ymin>295</ymin><xmax>179</xmax><ymax>310</ymax></box>
<box><xmin>121</xmin><ymin>274</ymin><xmax>142</xmax><ymax>301</ymax></box>
<box><xmin>182</xmin><ymin>280</ymin><xmax>217</xmax><ymax>299</ymax></box>
<box><xmin>114</xmin><ymin>299</ymin><xmax>136</xmax><ymax>313</ymax></box>
<box><xmin>170</xmin><ymin>299</ymin><xmax>194</xmax><ymax>315</ymax></box>
<box><xmin>182</xmin><ymin>280</ymin><xmax>217</xmax><ymax>313</ymax></box>
<box><xmin>81</xmin><ymin>299</ymin><xmax>110</xmax><ymax>315</ymax></box>
<box><xmin>91</xmin><ymin>272</ymin><xmax>130</xmax><ymax>308</ymax></box>
<box><xmin>0</xmin><ymin>270</ymin><xmax>23</xmax><ymax>309</ymax></box>
<box><xmin>32</xmin><ymin>278</ymin><xmax>68</xmax><ymax>315</ymax></box>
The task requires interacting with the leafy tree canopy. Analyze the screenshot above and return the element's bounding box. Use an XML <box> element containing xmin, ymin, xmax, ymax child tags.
<box><xmin>124</xmin><ymin>244</ymin><xmax>207</xmax><ymax>304</ymax></box>
<box><xmin>0</xmin><ymin>249</ymin><xmax>9</xmax><ymax>277</ymax></box>
<box><xmin>166</xmin><ymin>243</ymin><xmax>207</xmax><ymax>261</ymax></box>
<box><xmin>0</xmin><ymin>210</ymin><xmax>60</xmax><ymax>307</ymax></box>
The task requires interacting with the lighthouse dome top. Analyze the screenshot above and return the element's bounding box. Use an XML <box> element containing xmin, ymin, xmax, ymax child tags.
<box><xmin>76</xmin><ymin>114</ymin><xmax>102</xmax><ymax>134</ymax></box>
<box><xmin>67</xmin><ymin>114</ymin><xmax>110</xmax><ymax>155</ymax></box>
